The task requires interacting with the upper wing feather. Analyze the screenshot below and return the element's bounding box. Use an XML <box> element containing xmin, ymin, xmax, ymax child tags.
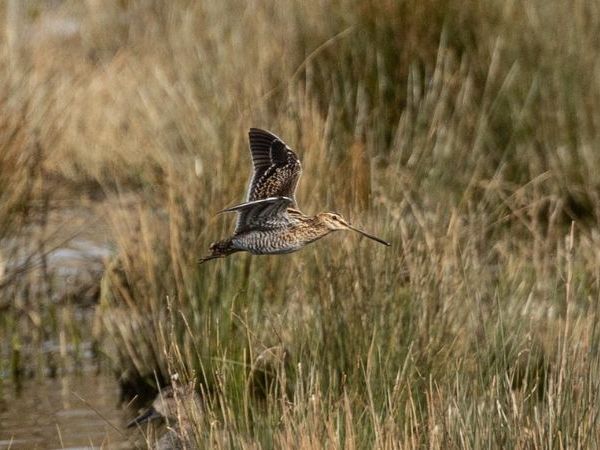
<box><xmin>219</xmin><ymin>197</ymin><xmax>294</xmax><ymax>233</ymax></box>
<box><xmin>247</xmin><ymin>128</ymin><xmax>302</xmax><ymax>205</ymax></box>
<box><xmin>248</xmin><ymin>128</ymin><xmax>276</xmax><ymax>172</ymax></box>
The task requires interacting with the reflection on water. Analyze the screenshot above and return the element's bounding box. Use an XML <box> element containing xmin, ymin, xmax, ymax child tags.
<box><xmin>0</xmin><ymin>373</ymin><xmax>132</xmax><ymax>450</ymax></box>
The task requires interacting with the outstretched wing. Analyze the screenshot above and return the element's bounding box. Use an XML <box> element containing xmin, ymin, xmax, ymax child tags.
<box><xmin>219</xmin><ymin>196</ymin><xmax>294</xmax><ymax>234</ymax></box>
<box><xmin>247</xmin><ymin>128</ymin><xmax>302</xmax><ymax>205</ymax></box>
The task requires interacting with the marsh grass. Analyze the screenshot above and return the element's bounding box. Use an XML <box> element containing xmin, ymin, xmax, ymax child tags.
<box><xmin>2</xmin><ymin>0</ymin><xmax>600</xmax><ymax>448</ymax></box>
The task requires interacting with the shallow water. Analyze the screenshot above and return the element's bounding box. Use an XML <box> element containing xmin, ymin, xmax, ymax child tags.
<box><xmin>0</xmin><ymin>204</ymin><xmax>136</xmax><ymax>448</ymax></box>
<box><xmin>0</xmin><ymin>373</ymin><xmax>133</xmax><ymax>450</ymax></box>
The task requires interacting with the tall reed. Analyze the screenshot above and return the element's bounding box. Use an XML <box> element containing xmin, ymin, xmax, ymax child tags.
<box><xmin>2</xmin><ymin>0</ymin><xmax>600</xmax><ymax>447</ymax></box>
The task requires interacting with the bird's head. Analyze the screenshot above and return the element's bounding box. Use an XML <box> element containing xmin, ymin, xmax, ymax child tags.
<box><xmin>319</xmin><ymin>212</ymin><xmax>350</xmax><ymax>230</ymax></box>
<box><xmin>318</xmin><ymin>212</ymin><xmax>390</xmax><ymax>246</ymax></box>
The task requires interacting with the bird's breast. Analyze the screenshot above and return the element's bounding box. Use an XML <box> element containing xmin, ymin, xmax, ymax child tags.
<box><xmin>232</xmin><ymin>229</ymin><xmax>309</xmax><ymax>255</ymax></box>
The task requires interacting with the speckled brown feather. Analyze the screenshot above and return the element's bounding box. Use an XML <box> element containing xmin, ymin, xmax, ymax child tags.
<box><xmin>247</xmin><ymin>128</ymin><xmax>302</xmax><ymax>205</ymax></box>
<box><xmin>223</xmin><ymin>197</ymin><xmax>294</xmax><ymax>234</ymax></box>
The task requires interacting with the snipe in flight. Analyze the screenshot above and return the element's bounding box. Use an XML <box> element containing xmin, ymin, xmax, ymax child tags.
<box><xmin>199</xmin><ymin>128</ymin><xmax>389</xmax><ymax>263</ymax></box>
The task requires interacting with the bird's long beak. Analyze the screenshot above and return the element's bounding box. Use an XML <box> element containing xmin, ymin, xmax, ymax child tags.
<box><xmin>346</xmin><ymin>224</ymin><xmax>390</xmax><ymax>246</ymax></box>
<box><xmin>127</xmin><ymin>407</ymin><xmax>162</xmax><ymax>428</ymax></box>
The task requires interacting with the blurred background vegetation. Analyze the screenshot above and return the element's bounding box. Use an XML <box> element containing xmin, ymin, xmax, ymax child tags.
<box><xmin>1</xmin><ymin>0</ymin><xmax>600</xmax><ymax>448</ymax></box>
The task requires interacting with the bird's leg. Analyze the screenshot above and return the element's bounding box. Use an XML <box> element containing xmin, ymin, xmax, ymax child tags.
<box><xmin>198</xmin><ymin>239</ymin><xmax>240</xmax><ymax>264</ymax></box>
<box><xmin>198</xmin><ymin>254</ymin><xmax>223</xmax><ymax>264</ymax></box>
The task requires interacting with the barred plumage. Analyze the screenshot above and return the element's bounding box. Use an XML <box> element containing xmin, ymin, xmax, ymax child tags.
<box><xmin>127</xmin><ymin>379</ymin><xmax>202</xmax><ymax>450</ymax></box>
<box><xmin>199</xmin><ymin>128</ymin><xmax>389</xmax><ymax>263</ymax></box>
<box><xmin>247</xmin><ymin>128</ymin><xmax>301</xmax><ymax>206</ymax></box>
